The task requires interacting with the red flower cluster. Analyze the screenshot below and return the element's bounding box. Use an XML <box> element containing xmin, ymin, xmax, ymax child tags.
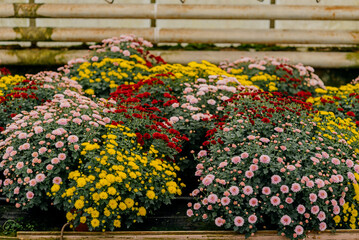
<box><xmin>0</xmin><ymin>79</ymin><xmax>57</xmax><ymax>132</ymax></box>
<box><xmin>347</xmin><ymin>111</ymin><xmax>355</xmax><ymax>117</ymax></box>
<box><xmin>261</xmin><ymin>117</ymin><xmax>270</xmax><ymax>123</ymax></box>
<box><xmin>136</xmin><ymin>48</ymin><xmax>166</xmax><ymax>67</ymax></box>
<box><xmin>109</xmin><ymin>76</ymin><xmax>178</xmax><ymax>111</ymax></box>
<box><xmin>201</xmin><ymin>91</ymin><xmax>314</xmax><ymax>148</ymax></box>
<box><xmin>0</xmin><ymin>67</ymin><xmax>11</xmax><ymax>76</ymax></box>
<box><xmin>108</xmin><ymin>93</ymin><xmax>188</xmax><ymax>156</ymax></box>
<box><xmin>315</xmin><ymin>91</ymin><xmax>359</xmax><ymax>122</ymax></box>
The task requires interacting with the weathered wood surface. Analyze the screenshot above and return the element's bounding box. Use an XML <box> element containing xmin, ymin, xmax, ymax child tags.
<box><xmin>16</xmin><ymin>230</ymin><xmax>359</xmax><ymax>240</ymax></box>
<box><xmin>0</xmin><ymin>49</ymin><xmax>358</xmax><ymax>68</ymax></box>
<box><xmin>2</xmin><ymin>4</ymin><xmax>359</xmax><ymax>20</ymax></box>
<box><xmin>0</xmin><ymin>236</ymin><xmax>19</xmax><ymax>240</ymax></box>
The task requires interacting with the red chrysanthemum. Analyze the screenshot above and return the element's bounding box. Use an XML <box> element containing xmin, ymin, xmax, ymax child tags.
<box><xmin>261</xmin><ymin>117</ymin><xmax>270</xmax><ymax>123</ymax></box>
<box><xmin>347</xmin><ymin>111</ymin><xmax>355</xmax><ymax>117</ymax></box>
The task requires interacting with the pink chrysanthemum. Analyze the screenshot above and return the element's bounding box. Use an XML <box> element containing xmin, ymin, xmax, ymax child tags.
<box><xmin>187</xmin><ymin>209</ymin><xmax>193</xmax><ymax>217</ymax></box>
<box><xmin>53</xmin><ymin>177</ymin><xmax>62</xmax><ymax>185</ymax></box>
<box><xmin>280</xmin><ymin>215</ymin><xmax>291</xmax><ymax>225</ymax></box>
<box><xmin>16</xmin><ymin>162</ymin><xmax>24</xmax><ymax>169</ymax></box>
<box><xmin>245</xmin><ymin>171</ymin><xmax>254</xmax><ymax>178</ymax></box>
<box><xmin>318</xmin><ymin>190</ymin><xmax>328</xmax><ymax>199</ymax></box>
<box><xmin>270</xmin><ymin>196</ymin><xmax>281</xmax><ymax>206</ymax></box>
<box><xmin>221</xmin><ymin>197</ymin><xmax>231</xmax><ymax>206</ymax></box>
<box><xmin>294</xmin><ymin>225</ymin><xmax>304</xmax><ymax>235</ymax></box>
<box><xmin>35</xmin><ymin>173</ymin><xmax>46</xmax><ymax>182</ymax></box>
<box><xmin>291</xmin><ymin>183</ymin><xmax>301</xmax><ymax>192</ymax></box>
<box><xmin>250</xmin><ymin>164</ymin><xmax>258</xmax><ymax>171</ymax></box>
<box><xmin>271</xmin><ymin>175</ymin><xmax>282</xmax><ymax>184</ymax></box>
<box><xmin>55</xmin><ymin>141</ymin><xmax>64</xmax><ymax>148</ymax></box>
<box><xmin>285</xmin><ymin>197</ymin><xmax>293</xmax><ymax>204</ymax></box>
<box><xmin>262</xmin><ymin>187</ymin><xmax>271</xmax><ymax>195</ymax></box>
<box><xmin>297</xmin><ymin>204</ymin><xmax>306</xmax><ymax>214</ymax></box>
<box><xmin>198</xmin><ymin>150</ymin><xmax>207</xmax><ymax>158</ymax></box>
<box><xmin>229</xmin><ymin>186</ymin><xmax>239</xmax><ymax>196</ymax></box>
<box><xmin>280</xmin><ymin>185</ymin><xmax>289</xmax><ymax>193</ymax></box>
<box><xmin>309</xmin><ymin>193</ymin><xmax>317</xmax><ymax>202</ymax></box>
<box><xmin>234</xmin><ymin>216</ymin><xmax>244</xmax><ymax>227</ymax></box>
<box><xmin>248</xmin><ymin>214</ymin><xmax>257</xmax><ymax>224</ymax></box>
<box><xmin>240</xmin><ymin>152</ymin><xmax>249</xmax><ymax>159</ymax></box>
<box><xmin>243</xmin><ymin>186</ymin><xmax>253</xmax><ymax>195</ymax></box>
<box><xmin>38</xmin><ymin>147</ymin><xmax>47</xmax><ymax>155</ymax></box>
<box><xmin>26</xmin><ymin>191</ymin><xmax>34</xmax><ymax>200</ymax></box>
<box><xmin>249</xmin><ymin>198</ymin><xmax>258</xmax><ymax>207</ymax></box>
<box><xmin>311</xmin><ymin>205</ymin><xmax>320</xmax><ymax>215</ymax></box>
<box><xmin>67</xmin><ymin>135</ymin><xmax>79</xmax><ymax>143</ymax></box>
<box><xmin>317</xmin><ymin>211</ymin><xmax>326</xmax><ymax>221</ymax></box>
<box><xmin>58</xmin><ymin>153</ymin><xmax>66</xmax><ymax>161</ymax></box>
<box><xmin>193</xmin><ymin>203</ymin><xmax>201</xmax><ymax>210</ymax></box>
<box><xmin>319</xmin><ymin>222</ymin><xmax>327</xmax><ymax>231</ymax></box>
<box><xmin>208</xmin><ymin>194</ymin><xmax>218</xmax><ymax>204</ymax></box>
<box><xmin>259</xmin><ymin>155</ymin><xmax>271</xmax><ymax>163</ymax></box>
<box><xmin>231</xmin><ymin>156</ymin><xmax>241</xmax><ymax>164</ymax></box>
<box><xmin>215</xmin><ymin>217</ymin><xmax>225</xmax><ymax>227</ymax></box>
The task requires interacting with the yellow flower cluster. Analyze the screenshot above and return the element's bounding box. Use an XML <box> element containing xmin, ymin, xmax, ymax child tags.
<box><xmin>61</xmin><ymin>124</ymin><xmax>184</xmax><ymax>231</ymax></box>
<box><xmin>80</xmin><ymin>142</ymin><xmax>100</xmax><ymax>156</ymax></box>
<box><xmin>149</xmin><ymin>60</ymin><xmax>254</xmax><ymax>87</ymax></box>
<box><xmin>228</xmin><ymin>68</ymin><xmax>281</xmax><ymax>91</ymax></box>
<box><xmin>308</xmin><ymin>84</ymin><xmax>359</xmax><ymax>106</ymax></box>
<box><xmin>85</xmin><ymin>89</ymin><xmax>95</xmax><ymax>95</ymax></box>
<box><xmin>325</xmin><ymin>84</ymin><xmax>359</xmax><ymax>95</ymax></box>
<box><xmin>74</xmin><ymin>57</ymin><xmax>148</xmax><ymax>83</ymax></box>
<box><xmin>0</xmin><ymin>75</ymin><xmax>26</xmax><ymax>96</ymax></box>
<box><xmin>313</xmin><ymin>111</ymin><xmax>359</xmax><ymax>229</ymax></box>
<box><xmin>242</xmin><ymin>72</ymin><xmax>278</xmax><ymax>91</ymax></box>
<box><xmin>313</xmin><ymin>111</ymin><xmax>359</xmax><ymax>148</ymax></box>
<box><xmin>334</xmin><ymin>174</ymin><xmax>359</xmax><ymax>229</ymax></box>
<box><xmin>339</xmin><ymin>202</ymin><xmax>359</xmax><ymax>229</ymax></box>
<box><xmin>72</xmin><ymin>58</ymin><xmax>265</xmax><ymax>99</ymax></box>
<box><xmin>71</xmin><ymin>57</ymin><xmax>150</xmax><ymax>97</ymax></box>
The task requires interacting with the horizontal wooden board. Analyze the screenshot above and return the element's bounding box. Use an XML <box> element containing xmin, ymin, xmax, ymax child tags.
<box><xmin>0</xmin><ymin>49</ymin><xmax>358</xmax><ymax>68</ymax></box>
<box><xmin>16</xmin><ymin>230</ymin><xmax>359</xmax><ymax>240</ymax></box>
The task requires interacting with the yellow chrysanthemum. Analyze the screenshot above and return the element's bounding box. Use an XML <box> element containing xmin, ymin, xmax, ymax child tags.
<box><xmin>124</xmin><ymin>198</ymin><xmax>134</xmax><ymax>208</ymax></box>
<box><xmin>85</xmin><ymin>88</ymin><xmax>95</xmax><ymax>95</ymax></box>
<box><xmin>74</xmin><ymin>199</ymin><xmax>84</xmax><ymax>209</ymax></box>
<box><xmin>146</xmin><ymin>190</ymin><xmax>156</xmax><ymax>200</ymax></box>
<box><xmin>51</xmin><ymin>184</ymin><xmax>60</xmax><ymax>192</ymax></box>
<box><xmin>77</xmin><ymin>178</ymin><xmax>87</xmax><ymax>188</ymax></box>
<box><xmin>138</xmin><ymin>207</ymin><xmax>146</xmax><ymax>216</ymax></box>
<box><xmin>91</xmin><ymin>219</ymin><xmax>100</xmax><ymax>228</ymax></box>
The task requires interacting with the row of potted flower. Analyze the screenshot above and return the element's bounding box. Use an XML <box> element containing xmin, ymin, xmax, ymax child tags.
<box><xmin>0</xmin><ymin>35</ymin><xmax>359</xmax><ymax>239</ymax></box>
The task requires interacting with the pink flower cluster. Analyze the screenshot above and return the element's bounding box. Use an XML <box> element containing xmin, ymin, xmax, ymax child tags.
<box><xmin>187</xmin><ymin>91</ymin><xmax>358</xmax><ymax>239</ymax></box>
<box><xmin>0</xmin><ymin>90</ymin><xmax>112</xmax><ymax>210</ymax></box>
<box><xmin>219</xmin><ymin>57</ymin><xmax>326</xmax><ymax>89</ymax></box>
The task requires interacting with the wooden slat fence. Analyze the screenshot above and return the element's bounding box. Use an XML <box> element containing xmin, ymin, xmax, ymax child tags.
<box><xmin>0</xmin><ymin>2</ymin><xmax>358</xmax><ymax>67</ymax></box>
